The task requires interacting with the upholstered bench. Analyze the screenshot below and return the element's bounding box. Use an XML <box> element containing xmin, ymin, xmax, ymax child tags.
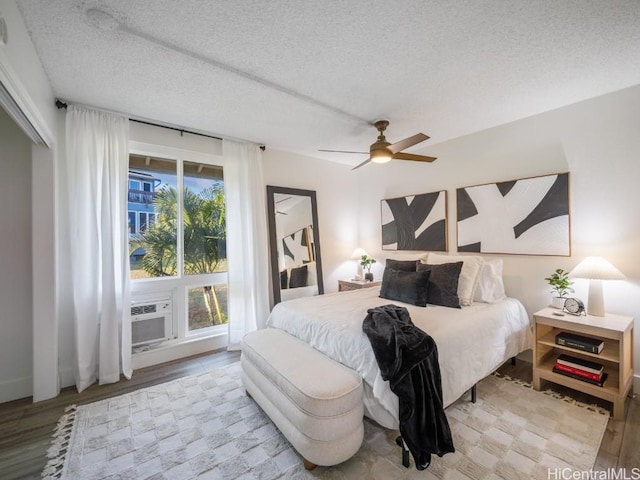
<box><xmin>241</xmin><ymin>328</ymin><xmax>364</xmax><ymax>470</ymax></box>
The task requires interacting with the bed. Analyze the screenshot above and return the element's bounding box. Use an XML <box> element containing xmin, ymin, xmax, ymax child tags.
<box><xmin>266</xmin><ymin>284</ymin><xmax>532</xmax><ymax>429</ymax></box>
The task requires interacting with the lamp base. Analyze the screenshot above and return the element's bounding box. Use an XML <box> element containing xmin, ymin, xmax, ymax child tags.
<box><xmin>587</xmin><ymin>279</ymin><xmax>605</xmax><ymax>316</ymax></box>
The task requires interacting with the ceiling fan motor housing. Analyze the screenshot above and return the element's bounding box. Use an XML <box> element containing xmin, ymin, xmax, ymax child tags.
<box><xmin>370</xmin><ymin>120</ymin><xmax>392</xmax><ymax>163</ymax></box>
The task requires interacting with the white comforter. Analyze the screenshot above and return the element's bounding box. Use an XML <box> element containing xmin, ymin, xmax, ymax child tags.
<box><xmin>266</xmin><ymin>287</ymin><xmax>532</xmax><ymax>429</ymax></box>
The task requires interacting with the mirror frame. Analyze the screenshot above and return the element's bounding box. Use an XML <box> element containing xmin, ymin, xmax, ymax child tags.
<box><xmin>266</xmin><ymin>185</ymin><xmax>324</xmax><ymax>305</ymax></box>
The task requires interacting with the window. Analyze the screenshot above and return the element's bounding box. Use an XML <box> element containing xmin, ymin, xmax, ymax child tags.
<box><xmin>128</xmin><ymin>211</ymin><xmax>136</xmax><ymax>234</ymax></box>
<box><xmin>128</xmin><ymin>150</ymin><xmax>227</xmax><ymax>341</ymax></box>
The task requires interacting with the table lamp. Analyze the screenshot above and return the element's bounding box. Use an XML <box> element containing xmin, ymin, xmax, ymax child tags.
<box><xmin>351</xmin><ymin>248</ymin><xmax>367</xmax><ymax>280</ymax></box>
<box><xmin>569</xmin><ymin>256</ymin><xmax>626</xmax><ymax>316</ymax></box>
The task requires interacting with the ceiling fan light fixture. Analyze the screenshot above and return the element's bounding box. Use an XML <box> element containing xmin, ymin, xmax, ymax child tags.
<box><xmin>370</xmin><ymin>148</ymin><xmax>392</xmax><ymax>164</ymax></box>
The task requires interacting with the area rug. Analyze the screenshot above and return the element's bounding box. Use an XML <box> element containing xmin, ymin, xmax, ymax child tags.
<box><xmin>43</xmin><ymin>363</ymin><xmax>609</xmax><ymax>479</ymax></box>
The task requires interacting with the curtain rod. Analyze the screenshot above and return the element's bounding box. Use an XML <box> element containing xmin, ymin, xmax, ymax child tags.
<box><xmin>55</xmin><ymin>99</ymin><xmax>266</xmax><ymax>150</ymax></box>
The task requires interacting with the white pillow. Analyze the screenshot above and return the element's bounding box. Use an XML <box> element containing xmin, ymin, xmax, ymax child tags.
<box><xmin>388</xmin><ymin>252</ymin><xmax>429</xmax><ymax>262</ymax></box>
<box><xmin>305</xmin><ymin>261</ymin><xmax>317</xmax><ymax>286</ymax></box>
<box><xmin>473</xmin><ymin>258</ymin><xmax>507</xmax><ymax>303</ymax></box>
<box><xmin>425</xmin><ymin>253</ymin><xmax>484</xmax><ymax>306</ymax></box>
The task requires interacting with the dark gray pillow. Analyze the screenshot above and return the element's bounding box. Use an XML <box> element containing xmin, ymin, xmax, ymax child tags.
<box><xmin>280</xmin><ymin>270</ymin><xmax>289</xmax><ymax>289</ymax></box>
<box><xmin>417</xmin><ymin>262</ymin><xmax>463</xmax><ymax>308</ymax></box>
<box><xmin>379</xmin><ymin>268</ymin><xmax>431</xmax><ymax>307</ymax></box>
<box><xmin>385</xmin><ymin>258</ymin><xmax>418</xmax><ymax>272</ymax></box>
<box><xmin>289</xmin><ymin>265</ymin><xmax>308</xmax><ymax>288</ymax></box>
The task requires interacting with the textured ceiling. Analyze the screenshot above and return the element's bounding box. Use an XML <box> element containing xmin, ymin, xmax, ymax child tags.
<box><xmin>15</xmin><ymin>0</ymin><xmax>640</xmax><ymax>165</ymax></box>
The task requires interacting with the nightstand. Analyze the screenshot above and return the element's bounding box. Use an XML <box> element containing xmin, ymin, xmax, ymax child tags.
<box><xmin>532</xmin><ymin>307</ymin><xmax>634</xmax><ymax>419</ymax></box>
<box><xmin>338</xmin><ymin>279</ymin><xmax>381</xmax><ymax>292</ymax></box>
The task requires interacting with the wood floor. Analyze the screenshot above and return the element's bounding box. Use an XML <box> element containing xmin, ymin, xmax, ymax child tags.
<box><xmin>0</xmin><ymin>351</ymin><xmax>636</xmax><ymax>479</ymax></box>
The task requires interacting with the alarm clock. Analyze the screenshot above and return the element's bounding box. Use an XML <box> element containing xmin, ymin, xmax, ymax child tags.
<box><xmin>563</xmin><ymin>297</ymin><xmax>586</xmax><ymax>316</ymax></box>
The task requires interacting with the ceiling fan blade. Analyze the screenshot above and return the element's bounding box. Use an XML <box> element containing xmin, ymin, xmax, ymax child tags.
<box><xmin>387</xmin><ymin>133</ymin><xmax>429</xmax><ymax>154</ymax></box>
<box><xmin>393</xmin><ymin>152</ymin><xmax>437</xmax><ymax>163</ymax></box>
<box><xmin>351</xmin><ymin>158</ymin><xmax>372</xmax><ymax>170</ymax></box>
<box><xmin>319</xmin><ymin>149</ymin><xmax>369</xmax><ymax>154</ymax></box>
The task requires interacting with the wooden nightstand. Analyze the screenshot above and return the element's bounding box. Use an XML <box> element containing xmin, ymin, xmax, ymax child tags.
<box><xmin>532</xmin><ymin>307</ymin><xmax>634</xmax><ymax>419</ymax></box>
<box><xmin>338</xmin><ymin>279</ymin><xmax>381</xmax><ymax>292</ymax></box>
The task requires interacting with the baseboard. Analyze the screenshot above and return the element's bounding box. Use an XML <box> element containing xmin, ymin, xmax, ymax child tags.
<box><xmin>132</xmin><ymin>333</ymin><xmax>228</xmax><ymax>370</ymax></box>
<box><xmin>0</xmin><ymin>375</ymin><xmax>33</xmax><ymax>403</ymax></box>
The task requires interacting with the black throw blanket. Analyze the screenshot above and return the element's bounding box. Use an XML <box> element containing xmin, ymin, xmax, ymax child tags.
<box><xmin>362</xmin><ymin>304</ymin><xmax>454</xmax><ymax>470</ymax></box>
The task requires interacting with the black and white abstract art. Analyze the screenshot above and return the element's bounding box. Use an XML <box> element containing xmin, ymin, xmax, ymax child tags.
<box><xmin>282</xmin><ymin>226</ymin><xmax>313</xmax><ymax>267</ymax></box>
<box><xmin>381</xmin><ymin>191</ymin><xmax>447</xmax><ymax>251</ymax></box>
<box><xmin>457</xmin><ymin>173</ymin><xmax>570</xmax><ymax>255</ymax></box>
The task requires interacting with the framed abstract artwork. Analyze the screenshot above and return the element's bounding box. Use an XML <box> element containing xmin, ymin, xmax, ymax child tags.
<box><xmin>457</xmin><ymin>172</ymin><xmax>570</xmax><ymax>255</ymax></box>
<box><xmin>381</xmin><ymin>190</ymin><xmax>447</xmax><ymax>251</ymax></box>
<box><xmin>281</xmin><ymin>226</ymin><xmax>313</xmax><ymax>267</ymax></box>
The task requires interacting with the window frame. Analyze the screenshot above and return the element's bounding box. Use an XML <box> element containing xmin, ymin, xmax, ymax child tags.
<box><xmin>129</xmin><ymin>141</ymin><xmax>227</xmax><ymax>341</ymax></box>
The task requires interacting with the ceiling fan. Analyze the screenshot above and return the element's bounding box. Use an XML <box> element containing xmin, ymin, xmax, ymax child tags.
<box><xmin>275</xmin><ymin>196</ymin><xmax>290</xmax><ymax>215</ymax></box>
<box><xmin>320</xmin><ymin>120</ymin><xmax>437</xmax><ymax>170</ymax></box>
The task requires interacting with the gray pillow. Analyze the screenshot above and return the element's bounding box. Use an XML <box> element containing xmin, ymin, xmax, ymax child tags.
<box><xmin>417</xmin><ymin>262</ymin><xmax>463</xmax><ymax>308</ymax></box>
<box><xmin>280</xmin><ymin>270</ymin><xmax>289</xmax><ymax>289</ymax></box>
<box><xmin>289</xmin><ymin>265</ymin><xmax>308</xmax><ymax>288</ymax></box>
<box><xmin>379</xmin><ymin>268</ymin><xmax>431</xmax><ymax>307</ymax></box>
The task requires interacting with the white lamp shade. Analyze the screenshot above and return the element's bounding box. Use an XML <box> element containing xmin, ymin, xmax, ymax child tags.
<box><xmin>569</xmin><ymin>256</ymin><xmax>626</xmax><ymax>280</ymax></box>
<box><xmin>351</xmin><ymin>248</ymin><xmax>368</xmax><ymax>260</ymax></box>
<box><xmin>569</xmin><ymin>256</ymin><xmax>625</xmax><ymax>317</ymax></box>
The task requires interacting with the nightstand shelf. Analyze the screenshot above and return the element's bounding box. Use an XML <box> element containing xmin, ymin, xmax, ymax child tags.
<box><xmin>536</xmin><ymin>328</ymin><xmax>619</xmax><ymax>363</ymax></box>
<box><xmin>533</xmin><ymin>307</ymin><xmax>634</xmax><ymax>420</ymax></box>
<box><xmin>338</xmin><ymin>279</ymin><xmax>381</xmax><ymax>292</ymax></box>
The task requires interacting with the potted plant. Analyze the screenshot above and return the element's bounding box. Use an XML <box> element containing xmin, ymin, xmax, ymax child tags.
<box><xmin>544</xmin><ymin>268</ymin><xmax>574</xmax><ymax>308</ymax></box>
<box><xmin>360</xmin><ymin>255</ymin><xmax>377</xmax><ymax>282</ymax></box>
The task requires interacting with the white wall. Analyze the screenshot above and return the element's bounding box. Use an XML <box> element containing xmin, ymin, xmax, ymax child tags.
<box><xmin>355</xmin><ymin>85</ymin><xmax>640</xmax><ymax>388</ymax></box>
<box><xmin>0</xmin><ymin>0</ymin><xmax>56</xmax><ymax>144</ymax></box>
<box><xmin>262</xmin><ymin>149</ymin><xmax>359</xmax><ymax>297</ymax></box>
<box><xmin>0</xmin><ymin>0</ymin><xmax>58</xmax><ymax>402</ymax></box>
<box><xmin>0</xmin><ymin>107</ymin><xmax>33</xmax><ymax>402</ymax></box>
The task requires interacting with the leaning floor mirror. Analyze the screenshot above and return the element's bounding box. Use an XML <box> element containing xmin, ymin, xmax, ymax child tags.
<box><xmin>266</xmin><ymin>186</ymin><xmax>324</xmax><ymax>305</ymax></box>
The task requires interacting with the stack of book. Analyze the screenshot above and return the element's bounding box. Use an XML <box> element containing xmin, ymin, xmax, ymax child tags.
<box><xmin>553</xmin><ymin>354</ymin><xmax>607</xmax><ymax>386</ymax></box>
<box><xmin>555</xmin><ymin>331</ymin><xmax>604</xmax><ymax>354</ymax></box>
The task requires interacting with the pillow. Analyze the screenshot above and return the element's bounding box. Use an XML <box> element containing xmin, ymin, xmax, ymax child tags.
<box><xmin>385</xmin><ymin>258</ymin><xmax>418</xmax><ymax>272</ymax></box>
<box><xmin>473</xmin><ymin>258</ymin><xmax>507</xmax><ymax>303</ymax></box>
<box><xmin>280</xmin><ymin>270</ymin><xmax>289</xmax><ymax>290</ymax></box>
<box><xmin>425</xmin><ymin>253</ymin><xmax>483</xmax><ymax>306</ymax></box>
<box><xmin>289</xmin><ymin>265</ymin><xmax>308</xmax><ymax>288</ymax></box>
<box><xmin>379</xmin><ymin>268</ymin><xmax>431</xmax><ymax>307</ymax></box>
<box><xmin>305</xmin><ymin>261</ymin><xmax>318</xmax><ymax>286</ymax></box>
<box><xmin>388</xmin><ymin>252</ymin><xmax>429</xmax><ymax>262</ymax></box>
<box><xmin>417</xmin><ymin>262</ymin><xmax>463</xmax><ymax>308</ymax></box>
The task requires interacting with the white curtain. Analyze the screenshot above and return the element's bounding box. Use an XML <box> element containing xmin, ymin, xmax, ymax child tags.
<box><xmin>65</xmin><ymin>105</ymin><xmax>132</xmax><ymax>392</ymax></box>
<box><xmin>223</xmin><ymin>140</ymin><xmax>271</xmax><ymax>349</ymax></box>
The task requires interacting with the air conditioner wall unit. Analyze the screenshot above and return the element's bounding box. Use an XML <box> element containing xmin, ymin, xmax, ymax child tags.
<box><xmin>131</xmin><ymin>299</ymin><xmax>172</xmax><ymax>347</ymax></box>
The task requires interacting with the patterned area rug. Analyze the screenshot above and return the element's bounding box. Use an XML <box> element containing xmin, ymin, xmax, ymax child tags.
<box><xmin>43</xmin><ymin>363</ymin><xmax>608</xmax><ymax>479</ymax></box>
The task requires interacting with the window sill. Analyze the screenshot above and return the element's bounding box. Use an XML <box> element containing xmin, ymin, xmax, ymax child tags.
<box><xmin>131</xmin><ymin>331</ymin><xmax>228</xmax><ymax>370</ymax></box>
